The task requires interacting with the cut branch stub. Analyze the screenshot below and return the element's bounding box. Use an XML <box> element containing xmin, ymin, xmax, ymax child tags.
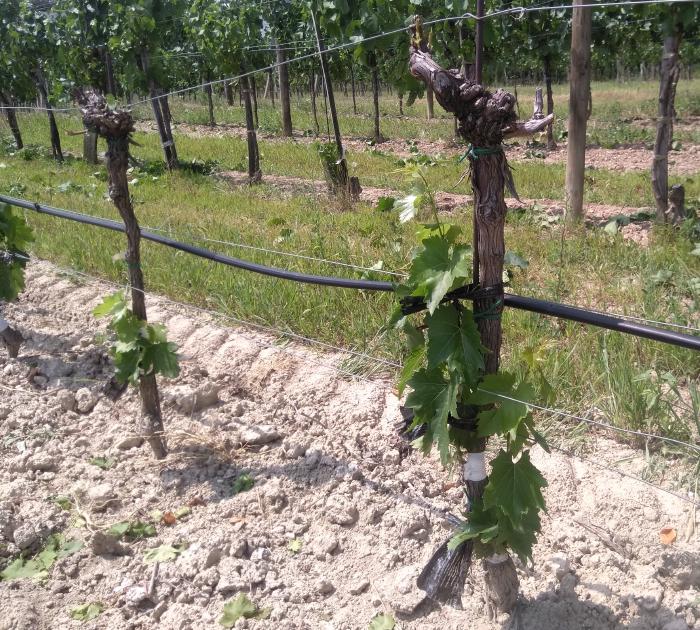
<box><xmin>76</xmin><ymin>89</ymin><xmax>135</xmax><ymax>140</ymax></box>
<box><xmin>409</xmin><ymin>20</ymin><xmax>552</xmax><ymax>147</ymax></box>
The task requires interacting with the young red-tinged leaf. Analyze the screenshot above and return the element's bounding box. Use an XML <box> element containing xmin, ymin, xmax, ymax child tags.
<box><xmin>483</xmin><ymin>450</ymin><xmax>547</xmax><ymax>526</ymax></box>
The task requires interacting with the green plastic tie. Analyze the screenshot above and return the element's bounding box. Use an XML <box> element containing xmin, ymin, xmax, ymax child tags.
<box><xmin>474</xmin><ymin>298</ymin><xmax>503</xmax><ymax>321</ymax></box>
<box><xmin>458</xmin><ymin>144</ymin><xmax>504</xmax><ymax>162</ymax></box>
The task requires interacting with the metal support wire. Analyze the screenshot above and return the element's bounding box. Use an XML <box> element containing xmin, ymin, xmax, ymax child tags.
<box><xmin>480</xmin><ymin>389</ymin><xmax>700</xmax><ymax>455</ymax></box>
<box><xmin>3</xmin><ymin>194</ymin><xmax>699</xmax><ymax>352</ymax></box>
<box><xmin>0</xmin><ymin>0</ymin><xmax>694</xmax><ymax>114</ymax></box>
<box><xmin>549</xmin><ymin>444</ymin><xmax>699</xmax><ymax>508</ymax></box>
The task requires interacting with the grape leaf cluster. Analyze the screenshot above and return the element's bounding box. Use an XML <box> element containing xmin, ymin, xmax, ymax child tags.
<box><xmin>391</xmin><ymin>167</ymin><xmax>550</xmax><ymax>564</ymax></box>
<box><xmin>0</xmin><ymin>203</ymin><xmax>34</xmax><ymax>301</ymax></box>
<box><xmin>93</xmin><ymin>291</ymin><xmax>180</xmax><ymax>385</ymax></box>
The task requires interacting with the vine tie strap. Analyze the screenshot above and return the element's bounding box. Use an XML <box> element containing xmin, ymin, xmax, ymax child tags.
<box><xmin>458</xmin><ymin>144</ymin><xmax>505</xmax><ymax>162</ymax></box>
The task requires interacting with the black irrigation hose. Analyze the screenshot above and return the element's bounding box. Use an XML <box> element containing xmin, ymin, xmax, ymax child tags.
<box><xmin>2</xmin><ymin>194</ymin><xmax>699</xmax><ymax>352</ymax></box>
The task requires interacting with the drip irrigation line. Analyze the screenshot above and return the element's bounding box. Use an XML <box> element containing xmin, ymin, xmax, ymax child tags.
<box><xmin>479</xmin><ymin>389</ymin><xmax>700</xmax><ymax>455</ymax></box>
<box><xmin>32</xmin><ymin>257</ymin><xmax>393</xmax><ymax>384</ymax></box>
<box><xmin>3</xmin><ymin>194</ymin><xmax>700</xmax><ymax>352</ymax></box>
<box><xmin>549</xmin><ymin>444</ymin><xmax>699</xmax><ymax>507</ymax></box>
<box><xmin>15</xmin><ymin>252</ymin><xmax>398</xmax><ymax>373</ymax></box>
<box><xmin>528</xmin><ymin>298</ymin><xmax>700</xmax><ymax>334</ymax></box>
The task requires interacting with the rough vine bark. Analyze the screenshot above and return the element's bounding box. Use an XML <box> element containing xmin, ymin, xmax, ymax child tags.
<box><xmin>652</xmin><ymin>31</ymin><xmax>682</xmax><ymax>222</ymax></box>
<box><xmin>0</xmin><ymin>95</ymin><xmax>23</xmax><ymax>150</ymax></box>
<box><xmin>76</xmin><ymin>89</ymin><xmax>168</xmax><ymax>460</ymax></box>
<box><xmin>408</xmin><ymin>17</ymin><xmax>552</xmax><ymax>615</ymax></box>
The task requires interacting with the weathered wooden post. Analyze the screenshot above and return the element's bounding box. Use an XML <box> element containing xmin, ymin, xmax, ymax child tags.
<box><xmin>408</xmin><ymin>16</ymin><xmax>552</xmax><ymax>615</ymax></box>
<box><xmin>652</xmin><ymin>29</ymin><xmax>682</xmax><ymax>222</ymax></box>
<box><xmin>565</xmin><ymin>0</ymin><xmax>592</xmax><ymax>221</ymax></box>
<box><xmin>76</xmin><ymin>89</ymin><xmax>168</xmax><ymax>459</ymax></box>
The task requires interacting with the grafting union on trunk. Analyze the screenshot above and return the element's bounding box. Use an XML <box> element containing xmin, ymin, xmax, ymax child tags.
<box><xmin>408</xmin><ymin>16</ymin><xmax>552</xmax><ymax>615</ymax></box>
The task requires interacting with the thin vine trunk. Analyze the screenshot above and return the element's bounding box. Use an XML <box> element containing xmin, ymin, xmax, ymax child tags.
<box><xmin>543</xmin><ymin>55</ymin><xmax>556</xmax><ymax>149</ymax></box>
<box><xmin>141</xmin><ymin>52</ymin><xmax>177</xmax><ymax>169</ymax></box>
<box><xmin>1</xmin><ymin>99</ymin><xmax>23</xmax><ymax>149</ymax></box>
<box><xmin>77</xmin><ymin>90</ymin><xmax>167</xmax><ymax>460</ymax></box>
<box><xmin>350</xmin><ymin>63</ymin><xmax>357</xmax><ymax>114</ymax></box>
<box><xmin>205</xmin><ymin>81</ymin><xmax>215</xmax><ymax>127</ymax></box>
<box><xmin>36</xmin><ymin>76</ymin><xmax>63</xmax><ymax>162</ymax></box>
<box><xmin>310</xmin><ymin>67</ymin><xmax>320</xmax><ymax>136</ymax></box>
<box><xmin>370</xmin><ymin>57</ymin><xmax>382</xmax><ymax>143</ymax></box>
<box><xmin>225</xmin><ymin>81</ymin><xmax>234</xmax><ymax>106</ymax></box>
<box><xmin>241</xmin><ymin>75</ymin><xmax>261</xmax><ymax>182</ymax></box>
<box><xmin>652</xmin><ymin>31</ymin><xmax>682</xmax><ymax>222</ymax></box>
<box><xmin>250</xmin><ymin>75</ymin><xmax>259</xmax><ymax>128</ymax></box>
<box><xmin>426</xmin><ymin>85</ymin><xmax>435</xmax><ymax>119</ymax></box>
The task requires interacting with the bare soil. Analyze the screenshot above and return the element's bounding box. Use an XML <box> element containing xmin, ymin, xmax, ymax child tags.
<box><xmin>135</xmin><ymin>121</ymin><xmax>700</xmax><ymax>175</ymax></box>
<box><xmin>1</xmin><ymin>261</ymin><xmax>698</xmax><ymax>630</ymax></box>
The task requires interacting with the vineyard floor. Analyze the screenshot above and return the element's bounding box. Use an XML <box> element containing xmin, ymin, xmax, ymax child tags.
<box><xmin>219</xmin><ymin>171</ymin><xmax>654</xmax><ymax>245</ymax></box>
<box><xmin>134</xmin><ymin>120</ymin><xmax>700</xmax><ymax>175</ymax></box>
<box><xmin>1</xmin><ymin>261</ymin><xmax>698</xmax><ymax>630</ymax></box>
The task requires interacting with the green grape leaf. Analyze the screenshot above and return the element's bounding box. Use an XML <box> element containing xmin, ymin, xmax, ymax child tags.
<box><xmin>0</xmin><ymin>261</ymin><xmax>26</xmax><ymax>301</ymax></box>
<box><xmin>232</xmin><ymin>473</ymin><xmax>255</xmax><ymax>495</ymax></box>
<box><xmin>369</xmin><ymin>613</ymin><xmax>396</xmax><ymax>630</ymax></box>
<box><xmin>89</xmin><ymin>456</ymin><xmax>116</xmax><ymax>470</ymax></box>
<box><xmin>375</xmin><ymin>196</ymin><xmax>396</xmax><ymax>213</ymax></box>
<box><xmin>141</xmin><ymin>339</ymin><xmax>180</xmax><ymax>379</ymax></box>
<box><xmin>219</xmin><ymin>593</ymin><xmax>270</xmax><ymax>627</ymax></box>
<box><xmin>143</xmin><ymin>544</ymin><xmax>184</xmax><ymax>564</ymax></box>
<box><xmin>405</xmin><ymin>368</ymin><xmax>458</xmax><ymax>465</ymax></box>
<box><xmin>496</xmin><ymin>504</ymin><xmax>542</xmax><ymax>563</ymax></box>
<box><xmin>469</xmin><ymin>373</ymin><xmax>535</xmax><ymax>437</ymax></box>
<box><xmin>483</xmin><ymin>450</ymin><xmax>547</xmax><ymax>526</ymax></box>
<box><xmin>93</xmin><ymin>291</ymin><xmax>127</xmax><ymax>319</ymax></box>
<box><xmin>398</xmin><ymin>344</ymin><xmax>425</xmax><ymax>395</ymax></box>
<box><xmin>70</xmin><ymin>602</ymin><xmax>104</xmax><ymax>621</ymax></box>
<box><xmin>113</xmin><ymin>346</ymin><xmax>141</xmax><ymax>385</ymax></box>
<box><xmin>0</xmin><ymin>558</ymin><xmax>48</xmax><ymax>581</ymax></box>
<box><xmin>407</xmin><ymin>236</ymin><xmax>471</xmax><ymax>314</ymax></box>
<box><xmin>426</xmin><ymin>304</ymin><xmax>484</xmax><ymax>385</ymax></box>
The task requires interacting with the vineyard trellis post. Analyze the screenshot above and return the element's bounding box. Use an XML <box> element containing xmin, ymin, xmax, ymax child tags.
<box><xmin>277</xmin><ymin>45</ymin><xmax>294</xmax><ymax>137</ymax></box>
<box><xmin>566</xmin><ymin>0</ymin><xmax>593</xmax><ymax>221</ymax></box>
<box><xmin>408</xmin><ymin>16</ymin><xmax>553</xmax><ymax>615</ymax></box>
<box><xmin>652</xmin><ymin>26</ymin><xmax>682</xmax><ymax>222</ymax></box>
<box><xmin>76</xmin><ymin>89</ymin><xmax>168</xmax><ymax>460</ymax></box>
<box><xmin>241</xmin><ymin>74</ymin><xmax>262</xmax><ymax>182</ymax></box>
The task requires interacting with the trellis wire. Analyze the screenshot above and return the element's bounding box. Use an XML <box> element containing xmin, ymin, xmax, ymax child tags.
<box><xmin>480</xmin><ymin>389</ymin><xmax>700</xmax><ymax>455</ymax></box>
<box><xmin>16</xmin><ymin>254</ymin><xmax>399</xmax><ymax>375</ymax></box>
<box><xmin>549</xmin><ymin>444</ymin><xmax>699</xmax><ymax>507</ymax></box>
<box><xmin>141</xmin><ymin>225</ymin><xmax>407</xmax><ymax>278</ymax></box>
<box><xmin>1</xmin><ymin>0</ymin><xmax>695</xmax><ymax>114</ymax></box>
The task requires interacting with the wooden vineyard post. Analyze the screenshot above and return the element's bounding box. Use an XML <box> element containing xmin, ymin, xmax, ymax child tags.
<box><xmin>76</xmin><ymin>89</ymin><xmax>168</xmax><ymax>460</ymax></box>
<box><xmin>277</xmin><ymin>45</ymin><xmax>294</xmax><ymax>137</ymax></box>
<box><xmin>310</xmin><ymin>11</ymin><xmax>363</xmax><ymax>201</ymax></box>
<box><xmin>652</xmin><ymin>30</ymin><xmax>682</xmax><ymax>222</ymax></box>
<box><xmin>565</xmin><ymin>0</ymin><xmax>592</xmax><ymax>222</ymax></box>
<box><xmin>140</xmin><ymin>52</ymin><xmax>178</xmax><ymax>170</ymax></box>
<box><xmin>241</xmin><ymin>73</ymin><xmax>262</xmax><ymax>183</ymax></box>
<box><xmin>83</xmin><ymin>128</ymin><xmax>98</xmax><ymax>164</ymax></box>
<box><xmin>408</xmin><ymin>17</ymin><xmax>552</xmax><ymax>615</ymax></box>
